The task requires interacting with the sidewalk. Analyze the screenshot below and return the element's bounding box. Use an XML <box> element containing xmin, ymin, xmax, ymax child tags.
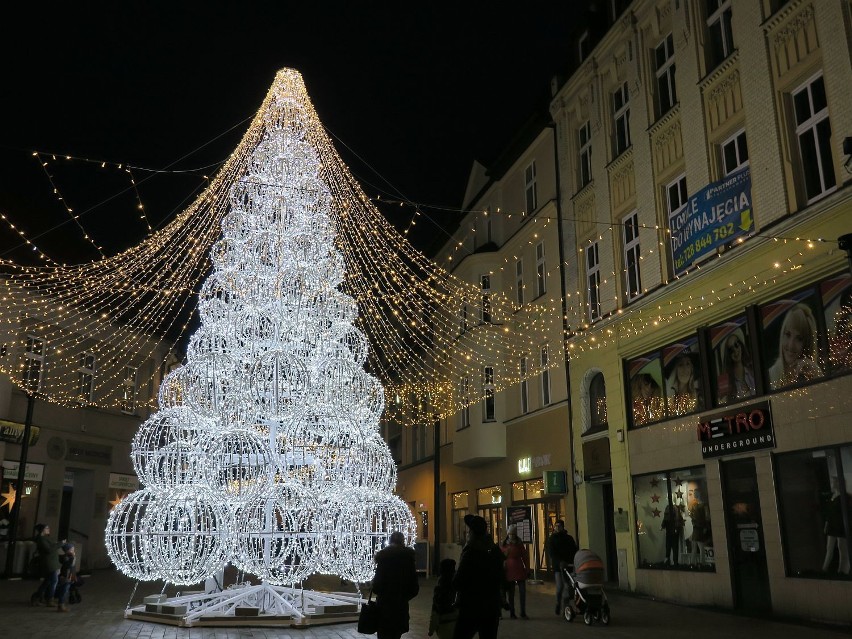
<box><xmin>0</xmin><ymin>568</ymin><xmax>847</xmax><ymax>639</ymax></box>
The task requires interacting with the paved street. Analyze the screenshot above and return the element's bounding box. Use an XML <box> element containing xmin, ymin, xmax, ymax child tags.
<box><xmin>0</xmin><ymin>569</ymin><xmax>848</xmax><ymax>639</ymax></box>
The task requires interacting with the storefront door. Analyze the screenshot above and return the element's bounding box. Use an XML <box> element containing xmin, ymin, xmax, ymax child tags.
<box><xmin>721</xmin><ymin>457</ymin><xmax>771</xmax><ymax>612</ymax></box>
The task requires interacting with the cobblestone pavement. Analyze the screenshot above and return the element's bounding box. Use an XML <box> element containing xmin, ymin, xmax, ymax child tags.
<box><xmin>1</xmin><ymin>569</ymin><xmax>848</xmax><ymax>639</ymax></box>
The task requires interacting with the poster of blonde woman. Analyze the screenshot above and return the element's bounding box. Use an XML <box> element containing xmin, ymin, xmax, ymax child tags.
<box><xmin>662</xmin><ymin>339</ymin><xmax>703</xmax><ymax>416</ymax></box>
<box><xmin>762</xmin><ymin>293</ymin><xmax>824</xmax><ymax>391</ymax></box>
<box><xmin>711</xmin><ymin>318</ymin><xmax>756</xmax><ymax>405</ymax></box>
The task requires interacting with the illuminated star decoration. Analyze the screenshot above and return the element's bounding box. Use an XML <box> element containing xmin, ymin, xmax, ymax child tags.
<box><xmin>652</xmin><ymin>507</ymin><xmax>662</xmax><ymax>518</ymax></box>
<box><xmin>0</xmin><ymin>486</ymin><xmax>15</xmax><ymax>510</ymax></box>
<box><xmin>108</xmin><ymin>492</ymin><xmax>125</xmax><ymax>510</ymax></box>
<box><xmin>651</xmin><ymin>494</ymin><xmax>661</xmax><ymax>503</ymax></box>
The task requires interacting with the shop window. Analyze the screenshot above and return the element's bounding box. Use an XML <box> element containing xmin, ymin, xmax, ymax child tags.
<box><xmin>451</xmin><ymin>491</ymin><xmax>470</xmax><ymax>545</ymax></box>
<box><xmin>654</xmin><ymin>33</ymin><xmax>677</xmax><ymax>118</ymax></box>
<box><xmin>623</xmin><ymin>211</ymin><xmax>642</xmax><ymax>302</ymax></box>
<box><xmin>721</xmin><ymin>129</ymin><xmax>749</xmax><ymax>176</ymax></box>
<box><xmin>710</xmin><ymin>316</ymin><xmax>757</xmax><ymax>405</ymax></box>
<box><xmin>579</xmin><ymin>120</ymin><xmax>592</xmax><ymax>187</ymax></box>
<box><xmin>776</xmin><ymin>445</ymin><xmax>852</xmax><ymax>578</ymax></box>
<box><xmin>760</xmin><ymin>289</ymin><xmax>825</xmax><ymax>391</ymax></box>
<box><xmin>634</xmin><ymin>466</ymin><xmax>715</xmax><ymax>571</ymax></box>
<box><xmin>586</xmin><ymin>240</ymin><xmax>601</xmax><ymax>321</ymax></box>
<box><xmin>705</xmin><ymin>0</ymin><xmax>734</xmax><ymax>71</ymax></box>
<box><xmin>515</xmin><ymin>259</ymin><xmax>524</xmax><ymax>306</ymax></box>
<box><xmin>513</xmin><ymin>478</ymin><xmax>545</xmax><ymax>501</ymax></box>
<box><xmin>613</xmin><ymin>81</ymin><xmax>631</xmax><ymax>157</ymax></box>
<box><xmin>792</xmin><ymin>73</ymin><xmax>836</xmax><ymax>203</ymax></box>
<box><xmin>588</xmin><ymin>372</ymin><xmax>608</xmax><ymax>433</ymax></box>
<box><xmin>520</xmin><ymin>356</ymin><xmax>529</xmax><ymax>414</ymax></box>
<box><xmin>477</xmin><ymin>485</ymin><xmax>504</xmax><ymax>544</ymax></box>
<box><xmin>824</xmin><ymin>274</ymin><xmax>852</xmax><ymax>374</ymax></box>
<box><xmin>525</xmin><ymin>161</ymin><xmax>537</xmax><ymax>214</ymax></box>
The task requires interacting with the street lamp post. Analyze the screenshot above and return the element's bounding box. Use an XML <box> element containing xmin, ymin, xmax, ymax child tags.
<box><xmin>3</xmin><ymin>392</ymin><xmax>36</xmax><ymax>578</ymax></box>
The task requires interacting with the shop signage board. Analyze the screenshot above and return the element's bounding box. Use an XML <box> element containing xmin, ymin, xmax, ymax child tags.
<box><xmin>66</xmin><ymin>439</ymin><xmax>112</xmax><ymax>465</ymax></box>
<box><xmin>109</xmin><ymin>473</ymin><xmax>140</xmax><ymax>491</ymax></box>
<box><xmin>669</xmin><ymin>166</ymin><xmax>753</xmax><ymax>276</ymax></box>
<box><xmin>0</xmin><ymin>420</ymin><xmax>40</xmax><ymax>446</ymax></box>
<box><xmin>506</xmin><ymin>506</ymin><xmax>533</xmax><ymax>543</ymax></box>
<box><xmin>697</xmin><ymin>401</ymin><xmax>775</xmax><ymax>459</ymax></box>
<box><xmin>2</xmin><ymin>460</ymin><xmax>45</xmax><ymax>482</ymax></box>
<box><xmin>543</xmin><ymin>470</ymin><xmax>568</xmax><ymax>495</ymax></box>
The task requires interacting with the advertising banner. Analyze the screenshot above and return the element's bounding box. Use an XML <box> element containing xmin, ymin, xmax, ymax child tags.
<box><xmin>669</xmin><ymin>167</ymin><xmax>753</xmax><ymax>275</ymax></box>
<box><xmin>506</xmin><ymin>506</ymin><xmax>533</xmax><ymax>543</ymax></box>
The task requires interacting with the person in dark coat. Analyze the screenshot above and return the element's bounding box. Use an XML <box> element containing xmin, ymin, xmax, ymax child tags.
<box><xmin>452</xmin><ymin>514</ymin><xmax>503</xmax><ymax>639</ymax></box>
<box><xmin>547</xmin><ymin>519</ymin><xmax>577</xmax><ymax>615</ymax></box>
<box><xmin>372</xmin><ymin>530</ymin><xmax>419</xmax><ymax>639</ymax></box>
<box><xmin>30</xmin><ymin>523</ymin><xmax>62</xmax><ymax>607</ymax></box>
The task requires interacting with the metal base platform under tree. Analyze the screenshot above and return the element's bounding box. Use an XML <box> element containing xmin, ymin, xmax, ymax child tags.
<box><xmin>127</xmin><ymin>582</ymin><xmax>362</xmax><ymax>628</ymax></box>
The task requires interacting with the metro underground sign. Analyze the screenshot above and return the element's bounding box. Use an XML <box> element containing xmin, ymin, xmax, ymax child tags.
<box><xmin>697</xmin><ymin>401</ymin><xmax>775</xmax><ymax>459</ymax></box>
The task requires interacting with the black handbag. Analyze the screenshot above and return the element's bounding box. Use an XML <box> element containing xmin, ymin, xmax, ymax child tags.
<box><xmin>357</xmin><ymin>589</ymin><xmax>380</xmax><ymax>635</ymax></box>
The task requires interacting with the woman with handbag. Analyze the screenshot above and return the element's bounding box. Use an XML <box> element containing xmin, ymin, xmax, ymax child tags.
<box><xmin>500</xmin><ymin>524</ymin><xmax>530</xmax><ymax>619</ymax></box>
<box><xmin>370</xmin><ymin>531</ymin><xmax>419</xmax><ymax>639</ymax></box>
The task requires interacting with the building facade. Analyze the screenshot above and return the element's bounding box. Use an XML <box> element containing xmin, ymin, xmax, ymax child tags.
<box><xmin>551</xmin><ymin>0</ymin><xmax>852</xmax><ymax>623</ymax></box>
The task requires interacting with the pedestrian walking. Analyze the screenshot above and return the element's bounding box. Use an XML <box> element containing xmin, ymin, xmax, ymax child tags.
<box><xmin>428</xmin><ymin>558</ymin><xmax>458</xmax><ymax>639</ymax></box>
<box><xmin>29</xmin><ymin>524</ymin><xmax>62</xmax><ymax>607</ymax></box>
<box><xmin>55</xmin><ymin>542</ymin><xmax>77</xmax><ymax>612</ymax></box>
<box><xmin>452</xmin><ymin>514</ymin><xmax>503</xmax><ymax>639</ymax></box>
<box><xmin>500</xmin><ymin>524</ymin><xmax>529</xmax><ymax>619</ymax></box>
<box><xmin>372</xmin><ymin>531</ymin><xmax>420</xmax><ymax>639</ymax></box>
<box><xmin>547</xmin><ymin>519</ymin><xmax>577</xmax><ymax>615</ymax></box>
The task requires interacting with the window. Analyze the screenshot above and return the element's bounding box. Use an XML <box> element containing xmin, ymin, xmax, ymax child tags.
<box><xmin>776</xmin><ymin>445</ymin><xmax>852</xmax><ymax>579</ymax></box>
<box><xmin>586</xmin><ymin>241</ymin><xmax>601</xmax><ymax>321</ymax></box>
<box><xmin>634</xmin><ymin>466</ymin><xmax>715</xmax><ymax>571</ymax></box>
<box><xmin>515</xmin><ymin>259</ymin><xmax>524</xmax><ymax>306</ymax></box>
<box><xmin>666</xmin><ymin>174</ymin><xmax>688</xmax><ymax>226</ymax></box>
<box><xmin>540</xmin><ymin>345</ymin><xmax>551</xmax><ymax>406</ymax></box>
<box><xmin>459</xmin><ymin>376</ymin><xmax>470</xmax><ymax>430</ymax></box>
<box><xmin>480</xmin><ymin>275</ymin><xmax>491</xmax><ymax>324</ymax></box>
<box><xmin>579</xmin><ymin>120</ymin><xmax>592</xmax><ymax>187</ymax></box>
<box><xmin>824</xmin><ymin>274</ymin><xmax>852</xmax><ymax>374</ymax></box>
<box><xmin>121</xmin><ymin>365</ymin><xmax>137</xmax><ymax>414</ymax></box>
<box><xmin>77</xmin><ymin>352</ymin><xmax>95</xmax><ymax>404</ymax></box>
<box><xmin>520</xmin><ymin>357</ymin><xmax>529</xmax><ymax>414</ymax></box>
<box><xmin>623</xmin><ymin>211</ymin><xmax>642</xmax><ymax>301</ymax></box>
<box><xmin>23</xmin><ymin>335</ymin><xmax>45</xmax><ymax>393</ymax></box>
<box><xmin>525</xmin><ymin>161</ymin><xmax>537</xmax><ymax>213</ymax></box>
<box><xmin>706</xmin><ymin>0</ymin><xmax>734</xmax><ymax>69</ymax></box>
<box><xmin>761</xmin><ymin>290</ymin><xmax>825</xmax><ymax>391</ymax></box>
<box><xmin>483</xmin><ymin>366</ymin><xmax>495</xmax><ymax>422</ymax></box>
<box><xmin>793</xmin><ymin>73</ymin><xmax>836</xmax><ymax>202</ymax></box>
<box><xmin>578</xmin><ymin>31</ymin><xmax>591</xmax><ymax>63</ymax></box>
<box><xmin>536</xmin><ymin>241</ymin><xmax>546</xmax><ymax>297</ymax></box>
<box><xmin>411</xmin><ymin>424</ymin><xmax>419</xmax><ymax>461</ymax></box>
<box><xmin>459</xmin><ymin>303</ymin><xmax>468</xmax><ymax>336</ymax></box>
<box><xmin>588</xmin><ymin>372</ymin><xmax>608</xmax><ymax>433</ymax></box>
<box><xmin>477</xmin><ymin>485</ymin><xmax>504</xmax><ymax>544</ymax></box>
<box><xmin>721</xmin><ymin>129</ymin><xmax>749</xmax><ymax>176</ymax></box>
<box><xmin>613</xmin><ymin>82</ymin><xmax>631</xmax><ymax>156</ymax></box>
<box><xmin>451</xmin><ymin>491</ymin><xmax>470</xmax><ymax>544</ymax></box>
<box><xmin>655</xmin><ymin>34</ymin><xmax>677</xmax><ymax>117</ymax></box>
<box><xmin>710</xmin><ymin>317</ymin><xmax>757</xmax><ymax>405</ymax></box>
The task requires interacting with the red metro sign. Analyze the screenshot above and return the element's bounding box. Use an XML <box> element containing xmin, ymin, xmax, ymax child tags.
<box><xmin>697</xmin><ymin>401</ymin><xmax>775</xmax><ymax>459</ymax></box>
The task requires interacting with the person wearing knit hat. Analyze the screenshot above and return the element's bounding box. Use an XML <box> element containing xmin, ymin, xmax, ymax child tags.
<box><xmin>500</xmin><ymin>524</ymin><xmax>530</xmax><ymax>619</ymax></box>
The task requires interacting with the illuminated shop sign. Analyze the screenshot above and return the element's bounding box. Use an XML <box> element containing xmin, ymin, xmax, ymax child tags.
<box><xmin>670</xmin><ymin>166</ymin><xmax>753</xmax><ymax>276</ymax></box>
<box><xmin>697</xmin><ymin>401</ymin><xmax>774</xmax><ymax>459</ymax></box>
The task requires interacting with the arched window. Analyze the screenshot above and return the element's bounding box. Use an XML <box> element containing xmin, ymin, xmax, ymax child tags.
<box><xmin>588</xmin><ymin>372</ymin><xmax>608</xmax><ymax>433</ymax></box>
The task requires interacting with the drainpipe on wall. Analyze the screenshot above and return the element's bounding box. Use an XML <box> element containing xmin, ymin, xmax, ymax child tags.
<box><xmin>549</xmin><ymin>121</ymin><xmax>580</xmax><ymax>544</ymax></box>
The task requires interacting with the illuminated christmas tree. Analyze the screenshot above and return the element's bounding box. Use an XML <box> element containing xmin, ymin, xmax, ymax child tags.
<box><xmin>105</xmin><ymin>69</ymin><xmax>414</xmax><ymax>621</ymax></box>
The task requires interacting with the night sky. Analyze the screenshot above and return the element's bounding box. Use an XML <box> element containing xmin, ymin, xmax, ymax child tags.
<box><xmin>0</xmin><ymin>3</ymin><xmax>577</xmax><ymax>264</ymax></box>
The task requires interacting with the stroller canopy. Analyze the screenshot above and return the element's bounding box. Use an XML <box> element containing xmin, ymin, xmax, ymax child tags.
<box><xmin>573</xmin><ymin>549</ymin><xmax>605</xmax><ymax>586</ymax></box>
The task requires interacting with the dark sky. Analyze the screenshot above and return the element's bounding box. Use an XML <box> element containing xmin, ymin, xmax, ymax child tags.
<box><xmin>0</xmin><ymin>3</ymin><xmax>576</xmax><ymax>263</ymax></box>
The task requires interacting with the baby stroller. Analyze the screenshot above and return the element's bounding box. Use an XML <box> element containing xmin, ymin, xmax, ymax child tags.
<box><xmin>561</xmin><ymin>548</ymin><xmax>610</xmax><ymax>626</ymax></box>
